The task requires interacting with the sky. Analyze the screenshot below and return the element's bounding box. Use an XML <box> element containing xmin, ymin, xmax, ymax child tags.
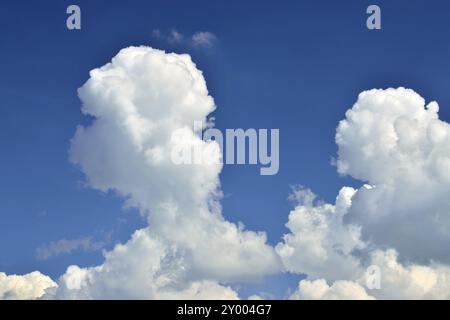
<box><xmin>2</xmin><ymin>0</ymin><xmax>450</xmax><ymax>299</ymax></box>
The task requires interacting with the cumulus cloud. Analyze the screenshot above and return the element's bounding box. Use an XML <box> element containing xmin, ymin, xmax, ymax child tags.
<box><xmin>280</xmin><ymin>186</ymin><xmax>450</xmax><ymax>299</ymax></box>
<box><xmin>0</xmin><ymin>272</ymin><xmax>56</xmax><ymax>300</ymax></box>
<box><xmin>276</xmin><ymin>186</ymin><xmax>365</xmax><ymax>281</ymax></box>
<box><xmin>364</xmin><ymin>249</ymin><xmax>450</xmax><ymax>299</ymax></box>
<box><xmin>290</xmin><ymin>247</ymin><xmax>450</xmax><ymax>300</ymax></box>
<box><xmin>336</xmin><ymin>88</ymin><xmax>450</xmax><ymax>263</ymax></box>
<box><xmin>44</xmin><ymin>229</ymin><xmax>238</xmax><ymax>299</ymax></box>
<box><xmin>290</xmin><ymin>279</ymin><xmax>374</xmax><ymax>300</ymax></box>
<box><xmin>36</xmin><ymin>237</ymin><xmax>106</xmax><ymax>260</ymax></box>
<box><xmin>41</xmin><ymin>46</ymin><xmax>280</xmax><ymax>299</ymax></box>
<box><xmin>2</xmin><ymin>53</ymin><xmax>450</xmax><ymax>300</ymax></box>
<box><xmin>0</xmin><ymin>45</ymin><xmax>278</xmax><ymax>300</ymax></box>
<box><xmin>279</xmin><ymin>88</ymin><xmax>450</xmax><ymax>299</ymax></box>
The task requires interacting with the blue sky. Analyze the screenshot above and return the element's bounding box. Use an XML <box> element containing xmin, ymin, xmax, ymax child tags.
<box><xmin>1</xmin><ymin>0</ymin><xmax>450</xmax><ymax>299</ymax></box>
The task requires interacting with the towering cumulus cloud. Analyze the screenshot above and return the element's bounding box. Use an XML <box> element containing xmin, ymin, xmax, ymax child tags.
<box><xmin>337</xmin><ymin>88</ymin><xmax>450</xmax><ymax>263</ymax></box>
<box><xmin>279</xmin><ymin>88</ymin><xmax>450</xmax><ymax>299</ymax></box>
<box><xmin>48</xmin><ymin>46</ymin><xmax>280</xmax><ymax>299</ymax></box>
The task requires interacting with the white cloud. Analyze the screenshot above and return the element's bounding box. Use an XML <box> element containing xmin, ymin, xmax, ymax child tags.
<box><xmin>0</xmin><ymin>272</ymin><xmax>56</xmax><ymax>300</ymax></box>
<box><xmin>152</xmin><ymin>29</ymin><xmax>217</xmax><ymax>48</ymax></box>
<box><xmin>36</xmin><ymin>237</ymin><xmax>105</xmax><ymax>260</ymax></box>
<box><xmin>44</xmin><ymin>229</ymin><xmax>238</xmax><ymax>299</ymax></box>
<box><xmin>290</xmin><ymin>248</ymin><xmax>450</xmax><ymax>300</ymax></box>
<box><xmin>0</xmin><ymin>45</ymin><xmax>278</xmax><ymax>300</ymax></box>
<box><xmin>152</xmin><ymin>29</ymin><xmax>184</xmax><ymax>44</ymax></box>
<box><xmin>276</xmin><ymin>186</ymin><xmax>365</xmax><ymax>281</ymax></box>
<box><xmin>290</xmin><ymin>279</ymin><xmax>374</xmax><ymax>300</ymax></box>
<box><xmin>41</xmin><ymin>46</ymin><xmax>280</xmax><ymax>299</ymax></box>
<box><xmin>335</xmin><ymin>88</ymin><xmax>450</xmax><ymax>263</ymax></box>
<box><xmin>279</xmin><ymin>186</ymin><xmax>450</xmax><ymax>299</ymax></box>
<box><xmin>3</xmin><ymin>57</ymin><xmax>450</xmax><ymax>300</ymax></box>
<box><xmin>363</xmin><ymin>249</ymin><xmax>450</xmax><ymax>299</ymax></box>
<box><xmin>278</xmin><ymin>88</ymin><xmax>450</xmax><ymax>299</ymax></box>
<box><xmin>191</xmin><ymin>32</ymin><xmax>217</xmax><ymax>47</ymax></box>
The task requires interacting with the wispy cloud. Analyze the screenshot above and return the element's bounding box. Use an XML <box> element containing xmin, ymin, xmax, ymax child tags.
<box><xmin>152</xmin><ymin>29</ymin><xmax>184</xmax><ymax>45</ymax></box>
<box><xmin>36</xmin><ymin>237</ymin><xmax>106</xmax><ymax>260</ymax></box>
<box><xmin>191</xmin><ymin>31</ymin><xmax>217</xmax><ymax>47</ymax></box>
<box><xmin>152</xmin><ymin>29</ymin><xmax>217</xmax><ymax>48</ymax></box>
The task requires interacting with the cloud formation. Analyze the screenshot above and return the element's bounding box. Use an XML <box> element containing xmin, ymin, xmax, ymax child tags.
<box><xmin>1</xmin><ymin>48</ymin><xmax>450</xmax><ymax>300</ymax></box>
<box><xmin>152</xmin><ymin>29</ymin><xmax>184</xmax><ymax>45</ymax></box>
<box><xmin>279</xmin><ymin>186</ymin><xmax>450</xmax><ymax>299</ymax></box>
<box><xmin>290</xmin><ymin>279</ymin><xmax>374</xmax><ymax>300</ymax></box>
<box><xmin>276</xmin><ymin>186</ymin><xmax>365</xmax><ymax>281</ymax></box>
<box><xmin>152</xmin><ymin>29</ymin><xmax>217</xmax><ymax>48</ymax></box>
<box><xmin>279</xmin><ymin>88</ymin><xmax>450</xmax><ymax>299</ymax></box>
<box><xmin>336</xmin><ymin>88</ymin><xmax>450</xmax><ymax>263</ymax></box>
<box><xmin>191</xmin><ymin>32</ymin><xmax>217</xmax><ymax>47</ymax></box>
<box><xmin>45</xmin><ymin>230</ymin><xmax>238</xmax><ymax>299</ymax></box>
<box><xmin>36</xmin><ymin>237</ymin><xmax>106</xmax><ymax>260</ymax></box>
<box><xmin>0</xmin><ymin>272</ymin><xmax>56</xmax><ymax>300</ymax></box>
<box><xmin>43</xmin><ymin>46</ymin><xmax>279</xmax><ymax>299</ymax></box>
